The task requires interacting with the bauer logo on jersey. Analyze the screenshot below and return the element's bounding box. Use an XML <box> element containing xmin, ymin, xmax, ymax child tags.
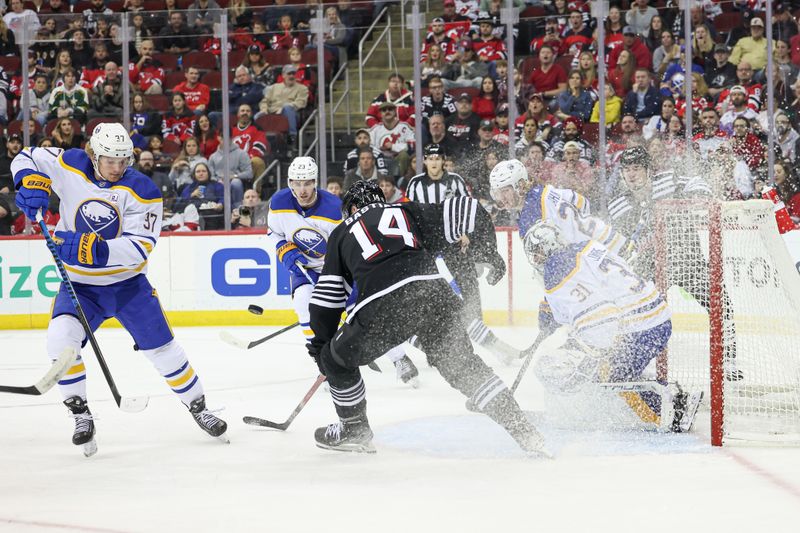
<box><xmin>292</xmin><ymin>227</ymin><xmax>327</xmax><ymax>258</ymax></box>
<box><xmin>75</xmin><ymin>199</ymin><xmax>121</xmax><ymax>240</ymax></box>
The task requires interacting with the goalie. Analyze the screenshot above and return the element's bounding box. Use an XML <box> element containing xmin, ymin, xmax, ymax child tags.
<box><xmin>523</xmin><ymin>221</ymin><xmax>703</xmax><ymax>433</ymax></box>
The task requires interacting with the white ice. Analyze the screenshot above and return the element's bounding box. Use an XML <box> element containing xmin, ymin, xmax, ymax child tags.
<box><xmin>1</xmin><ymin>326</ymin><xmax>799</xmax><ymax>533</ymax></box>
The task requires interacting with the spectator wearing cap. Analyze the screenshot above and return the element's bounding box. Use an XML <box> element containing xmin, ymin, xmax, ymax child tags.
<box><xmin>705</xmin><ymin>44</ymin><xmax>738</xmax><ymax>100</ymax></box>
<box><xmin>172</xmin><ymin>66</ymin><xmax>211</xmax><ymax>114</ymax></box>
<box><xmin>731</xmin><ymin>17</ymin><xmax>770</xmax><ymax>72</ymax></box>
<box><xmin>421</xmin><ymin>76</ymin><xmax>457</xmax><ymax>125</ymax></box>
<box><xmin>472</xmin><ymin>76</ymin><xmax>499</xmax><ymax>121</ymax></box>
<box><xmin>530</xmin><ymin>17</ymin><xmax>563</xmax><ymax>56</ymax></box>
<box><xmin>625</xmin><ymin>0</ymin><xmax>658</xmax><ymax>37</ymax></box>
<box><xmin>527</xmin><ymin>45</ymin><xmax>567</xmax><ymax>102</ymax></box>
<box><xmin>622</xmin><ymin>68</ymin><xmax>661</xmax><ymax>121</ymax></box>
<box><xmin>560</xmin><ymin>9</ymin><xmax>592</xmax><ymax>55</ymax></box>
<box><xmin>546</xmin><ymin>116</ymin><xmax>595</xmax><ymax>165</ymax></box>
<box><xmin>425</xmin><ymin>112</ymin><xmax>459</xmax><ymax>157</ymax></box>
<box><xmin>653</xmin><ymin>30</ymin><xmax>681</xmax><ymax>77</ymax></box>
<box><xmin>461</xmin><ymin>118</ymin><xmax>505</xmax><ymax>198</ymax></box>
<box><xmin>493</xmin><ymin>104</ymin><xmax>510</xmax><ymax>145</ymax></box>
<box><xmin>157</xmin><ymin>11</ymin><xmax>195</xmax><ymax>54</ymax></box>
<box><xmin>259</xmin><ymin>63</ymin><xmax>309</xmax><ymax>146</ymax></box>
<box><xmin>405</xmin><ymin>143</ymin><xmax>470</xmax><ymax>204</ymax></box>
<box><xmin>422</xmin><ymin>17</ymin><xmax>457</xmax><ymax>63</ymax></box>
<box><xmin>441</xmin><ymin>0</ymin><xmax>470</xmax><ymax>24</ymax></box>
<box><xmin>608</xmin><ymin>26</ymin><xmax>652</xmax><ymax>71</ymax></box>
<box><xmin>717</xmin><ymin>62</ymin><xmax>761</xmax><ymax>114</ymax></box>
<box><xmin>549</xmin><ymin>140</ymin><xmax>595</xmax><ymax>197</ymax></box>
<box><xmin>365</xmin><ymin>72</ymin><xmax>416</xmax><ymax>129</ymax></box>
<box><xmin>445</xmin><ymin>92</ymin><xmax>482</xmax><ymax>149</ymax></box>
<box><xmin>369</xmin><ymin>101</ymin><xmax>415</xmax><ymax>177</ymax></box>
<box><xmin>472</xmin><ymin>14</ymin><xmax>507</xmax><ymax>71</ymax></box>
<box><xmin>344</xmin><ymin>146</ymin><xmax>384</xmax><ymax>190</ymax></box>
<box><xmin>515</xmin><ymin>93</ymin><xmax>558</xmax><ymax>142</ymax></box>
<box><xmin>772</xmin><ymin>2</ymin><xmax>797</xmax><ymax>43</ymax></box>
<box><xmin>555</xmin><ymin>69</ymin><xmax>593</xmax><ymax>123</ymax></box>
<box><xmin>343</xmin><ymin>128</ymin><xmax>389</xmax><ymax>175</ymax></box>
<box><xmin>720</xmin><ymin>85</ymin><xmax>759</xmax><ymax>134</ymax></box>
<box><xmin>442</xmin><ymin>39</ymin><xmax>488</xmax><ymax>90</ymax></box>
<box><xmin>0</xmin><ymin>133</ymin><xmax>23</xmax><ymax>185</ymax></box>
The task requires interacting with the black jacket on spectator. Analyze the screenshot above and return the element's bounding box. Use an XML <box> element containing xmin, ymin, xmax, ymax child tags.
<box><xmin>229</xmin><ymin>81</ymin><xmax>264</xmax><ymax>110</ymax></box>
<box><xmin>157</xmin><ymin>24</ymin><xmax>196</xmax><ymax>52</ymax></box>
<box><xmin>261</xmin><ymin>5</ymin><xmax>295</xmax><ymax>30</ymax></box>
<box><xmin>622</xmin><ymin>85</ymin><xmax>662</xmax><ymax>121</ymax></box>
<box><xmin>0</xmin><ymin>195</ymin><xmax>13</xmax><ymax>235</ymax></box>
<box><xmin>445</xmin><ymin>113</ymin><xmax>481</xmax><ymax>152</ymax></box>
<box><xmin>421</xmin><ymin>93</ymin><xmax>457</xmax><ymax>123</ymax></box>
<box><xmin>705</xmin><ymin>61</ymin><xmax>738</xmax><ymax>93</ymax></box>
<box><xmin>422</xmin><ymin>132</ymin><xmax>459</xmax><ymax>158</ymax></box>
<box><xmin>0</xmin><ymin>155</ymin><xmax>15</xmax><ymax>186</ymax></box>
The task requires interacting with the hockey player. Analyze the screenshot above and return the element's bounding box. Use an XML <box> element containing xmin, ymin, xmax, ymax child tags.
<box><xmin>307</xmin><ymin>180</ymin><xmax>547</xmax><ymax>455</ymax></box>
<box><xmin>11</xmin><ymin>123</ymin><xmax>227</xmax><ymax>456</ymax></box>
<box><xmin>406</xmin><ymin>144</ymin><xmax>520</xmax><ymax>365</ymax></box>
<box><xmin>266</xmin><ymin>157</ymin><xmax>419</xmax><ymax>385</ymax></box>
<box><xmin>489</xmin><ymin>158</ymin><xmax>626</xmax><ymax>255</ymax></box>
<box><xmin>606</xmin><ymin>146</ymin><xmax>742</xmax><ymax>380</ymax></box>
<box><xmin>523</xmin><ymin>221</ymin><xmax>703</xmax><ymax>433</ymax></box>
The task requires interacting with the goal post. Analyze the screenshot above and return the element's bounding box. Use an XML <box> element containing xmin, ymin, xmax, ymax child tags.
<box><xmin>654</xmin><ymin>199</ymin><xmax>800</xmax><ymax>446</ymax></box>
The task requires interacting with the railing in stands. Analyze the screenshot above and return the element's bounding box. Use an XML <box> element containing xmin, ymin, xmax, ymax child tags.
<box><xmin>299</xmin><ymin>109</ymin><xmax>319</xmax><ymax>158</ymax></box>
<box><xmin>329</xmin><ymin>61</ymin><xmax>351</xmax><ymax>161</ymax></box>
<box><xmin>358</xmin><ymin>7</ymin><xmax>392</xmax><ymax>113</ymax></box>
<box><xmin>256</xmin><ymin>158</ymin><xmax>281</xmax><ymax>193</ymax></box>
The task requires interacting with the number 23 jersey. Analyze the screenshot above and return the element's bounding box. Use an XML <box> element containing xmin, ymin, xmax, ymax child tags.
<box><xmin>11</xmin><ymin>147</ymin><xmax>162</xmax><ymax>286</ymax></box>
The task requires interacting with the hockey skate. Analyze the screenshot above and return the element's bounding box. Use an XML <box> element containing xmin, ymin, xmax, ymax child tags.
<box><xmin>394</xmin><ymin>355</ymin><xmax>420</xmax><ymax>388</ymax></box>
<box><xmin>64</xmin><ymin>396</ymin><xmax>97</xmax><ymax>458</ymax></box>
<box><xmin>314</xmin><ymin>416</ymin><xmax>376</xmax><ymax>454</ymax></box>
<box><xmin>672</xmin><ymin>391</ymin><xmax>704</xmax><ymax>433</ymax></box>
<box><xmin>188</xmin><ymin>396</ymin><xmax>229</xmax><ymax>443</ymax></box>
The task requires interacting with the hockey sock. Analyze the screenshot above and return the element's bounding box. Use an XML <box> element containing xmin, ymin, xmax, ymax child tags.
<box><xmin>47</xmin><ymin>314</ymin><xmax>88</xmax><ymax>401</ymax></box>
<box><xmin>329</xmin><ymin>378</ymin><xmax>367</xmax><ymax>420</ymax></box>
<box><xmin>470</xmin><ymin>375</ymin><xmax>538</xmax><ymax>444</ymax></box>
<box><xmin>467</xmin><ymin>319</ymin><xmax>492</xmax><ymax>345</ymax></box>
<box><xmin>141</xmin><ymin>341</ymin><xmax>205</xmax><ymax>406</ymax></box>
<box><xmin>293</xmin><ymin>284</ymin><xmax>316</xmax><ymax>344</ymax></box>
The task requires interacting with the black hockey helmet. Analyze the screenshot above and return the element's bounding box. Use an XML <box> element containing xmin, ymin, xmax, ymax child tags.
<box><xmin>342</xmin><ymin>180</ymin><xmax>384</xmax><ymax>217</ymax></box>
<box><xmin>619</xmin><ymin>146</ymin><xmax>651</xmax><ymax>169</ymax></box>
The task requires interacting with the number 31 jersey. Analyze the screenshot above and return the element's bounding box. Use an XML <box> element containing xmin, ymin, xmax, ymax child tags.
<box><xmin>11</xmin><ymin>147</ymin><xmax>162</xmax><ymax>286</ymax></box>
<box><xmin>543</xmin><ymin>240</ymin><xmax>671</xmax><ymax>350</ymax></box>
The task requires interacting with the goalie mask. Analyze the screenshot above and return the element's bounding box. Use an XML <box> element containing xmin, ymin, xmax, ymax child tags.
<box><xmin>489</xmin><ymin>159</ymin><xmax>528</xmax><ymax>208</ymax></box>
<box><xmin>342</xmin><ymin>180</ymin><xmax>384</xmax><ymax>217</ymax></box>
<box><xmin>523</xmin><ymin>221</ymin><xmax>564</xmax><ymax>279</ymax></box>
<box><xmin>88</xmin><ymin>122</ymin><xmax>134</xmax><ymax>181</ymax></box>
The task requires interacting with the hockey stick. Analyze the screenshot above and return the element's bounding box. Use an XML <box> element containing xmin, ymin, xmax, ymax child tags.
<box><xmin>511</xmin><ymin>326</ymin><xmax>570</xmax><ymax>394</ymax></box>
<box><xmin>0</xmin><ymin>347</ymin><xmax>77</xmax><ymax>395</ymax></box>
<box><xmin>219</xmin><ymin>322</ymin><xmax>301</xmax><ymax>350</ymax></box>
<box><xmin>243</xmin><ymin>374</ymin><xmax>327</xmax><ymax>430</ymax></box>
<box><xmin>36</xmin><ymin>213</ymin><xmax>149</xmax><ymax>413</ymax></box>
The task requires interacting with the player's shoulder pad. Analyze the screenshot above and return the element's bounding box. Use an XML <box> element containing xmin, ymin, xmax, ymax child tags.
<box><xmin>59</xmin><ymin>148</ymin><xmax>94</xmax><ymax>179</ymax></box>
<box><xmin>269</xmin><ymin>188</ymin><xmax>296</xmax><ymax>211</ymax></box>
<box><xmin>116</xmin><ymin>167</ymin><xmax>162</xmax><ymax>203</ymax></box>
<box><xmin>518</xmin><ymin>184</ymin><xmax>546</xmax><ymax>237</ymax></box>
<box><xmin>543</xmin><ymin>241</ymin><xmax>590</xmax><ymax>292</ymax></box>
<box><xmin>314</xmin><ymin>189</ymin><xmax>343</xmax><ymax>221</ymax></box>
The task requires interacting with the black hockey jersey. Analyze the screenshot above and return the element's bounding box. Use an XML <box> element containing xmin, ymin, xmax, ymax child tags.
<box><xmin>309</xmin><ymin>197</ymin><xmax>495</xmax><ymax>343</ymax></box>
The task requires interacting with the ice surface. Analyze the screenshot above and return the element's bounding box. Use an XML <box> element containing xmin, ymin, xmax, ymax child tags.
<box><xmin>1</xmin><ymin>326</ymin><xmax>799</xmax><ymax>533</ymax></box>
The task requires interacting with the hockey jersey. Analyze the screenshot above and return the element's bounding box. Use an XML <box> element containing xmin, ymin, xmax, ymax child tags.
<box><xmin>266</xmin><ymin>188</ymin><xmax>342</xmax><ymax>273</ymax></box>
<box><xmin>369</xmin><ymin>121</ymin><xmax>416</xmax><ymax>156</ymax></box>
<box><xmin>519</xmin><ymin>184</ymin><xmax>626</xmax><ymax>255</ymax></box>
<box><xmin>543</xmin><ymin>240</ymin><xmax>671</xmax><ymax>349</ymax></box>
<box><xmin>10</xmin><ymin>148</ymin><xmax>162</xmax><ymax>286</ymax></box>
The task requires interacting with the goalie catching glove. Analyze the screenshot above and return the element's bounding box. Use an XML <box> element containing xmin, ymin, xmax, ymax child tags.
<box><xmin>54</xmin><ymin>231</ymin><xmax>110</xmax><ymax>266</ymax></box>
<box><xmin>14</xmin><ymin>169</ymin><xmax>52</xmax><ymax>220</ymax></box>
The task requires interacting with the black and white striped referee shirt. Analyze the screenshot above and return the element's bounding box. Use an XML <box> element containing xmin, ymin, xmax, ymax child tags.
<box><xmin>405</xmin><ymin>171</ymin><xmax>470</xmax><ymax>204</ymax></box>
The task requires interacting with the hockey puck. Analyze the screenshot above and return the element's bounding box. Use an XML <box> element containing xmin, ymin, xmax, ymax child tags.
<box><xmin>248</xmin><ymin>305</ymin><xmax>264</xmax><ymax>315</ymax></box>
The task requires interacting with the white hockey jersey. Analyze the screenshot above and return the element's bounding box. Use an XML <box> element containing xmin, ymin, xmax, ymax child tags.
<box><xmin>266</xmin><ymin>188</ymin><xmax>342</xmax><ymax>272</ymax></box>
<box><xmin>11</xmin><ymin>147</ymin><xmax>162</xmax><ymax>286</ymax></box>
<box><xmin>369</xmin><ymin>120</ymin><xmax>416</xmax><ymax>155</ymax></box>
<box><xmin>519</xmin><ymin>184</ymin><xmax>626</xmax><ymax>255</ymax></box>
<box><xmin>543</xmin><ymin>240</ymin><xmax>671</xmax><ymax>349</ymax></box>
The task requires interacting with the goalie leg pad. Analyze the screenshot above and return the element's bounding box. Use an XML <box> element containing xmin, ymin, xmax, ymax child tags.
<box><xmin>47</xmin><ymin>314</ymin><xmax>88</xmax><ymax>401</ymax></box>
<box><xmin>141</xmin><ymin>340</ymin><xmax>205</xmax><ymax>406</ymax></box>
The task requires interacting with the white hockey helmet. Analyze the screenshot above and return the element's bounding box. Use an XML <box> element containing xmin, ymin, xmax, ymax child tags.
<box><xmin>523</xmin><ymin>221</ymin><xmax>564</xmax><ymax>275</ymax></box>
<box><xmin>88</xmin><ymin>122</ymin><xmax>134</xmax><ymax>177</ymax></box>
<box><xmin>489</xmin><ymin>158</ymin><xmax>528</xmax><ymax>202</ymax></box>
<box><xmin>287</xmin><ymin>156</ymin><xmax>319</xmax><ymax>184</ymax></box>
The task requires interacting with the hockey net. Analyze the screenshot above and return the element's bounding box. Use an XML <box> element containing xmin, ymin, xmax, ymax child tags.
<box><xmin>654</xmin><ymin>199</ymin><xmax>800</xmax><ymax>445</ymax></box>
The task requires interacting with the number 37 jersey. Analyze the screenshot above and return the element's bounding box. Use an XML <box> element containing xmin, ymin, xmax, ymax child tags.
<box><xmin>543</xmin><ymin>240</ymin><xmax>671</xmax><ymax>349</ymax></box>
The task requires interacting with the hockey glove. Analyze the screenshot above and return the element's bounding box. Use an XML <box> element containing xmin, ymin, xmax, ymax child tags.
<box><xmin>278</xmin><ymin>243</ymin><xmax>310</xmax><ymax>279</ymax></box>
<box><xmin>305</xmin><ymin>339</ymin><xmax>327</xmax><ymax>375</ymax></box>
<box><xmin>14</xmin><ymin>170</ymin><xmax>52</xmax><ymax>220</ymax></box>
<box><xmin>54</xmin><ymin>231</ymin><xmax>110</xmax><ymax>267</ymax></box>
<box><xmin>484</xmin><ymin>253</ymin><xmax>506</xmax><ymax>286</ymax></box>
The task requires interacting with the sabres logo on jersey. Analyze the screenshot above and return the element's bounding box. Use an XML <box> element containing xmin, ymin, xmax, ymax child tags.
<box><xmin>75</xmin><ymin>199</ymin><xmax>121</xmax><ymax>240</ymax></box>
<box><xmin>292</xmin><ymin>227</ymin><xmax>327</xmax><ymax>258</ymax></box>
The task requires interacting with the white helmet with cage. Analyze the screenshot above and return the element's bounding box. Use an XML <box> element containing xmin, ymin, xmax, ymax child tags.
<box><xmin>287</xmin><ymin>156</ymin><xmax>319</xmax><ymax>185</ymax></box>
<box><xmin>523</xmin><ymin>220</ymin><xmax>565</xmax><ymax>281</ymax></box>
<box><xmin>88</xmin><ymin>122</ymin><xmax>134</xmax><ymax>179</ymax></box>
<box><xmin>489</xmin><ymin>158</ymin><xmax>528</xmax><ymax>201</ymax></box>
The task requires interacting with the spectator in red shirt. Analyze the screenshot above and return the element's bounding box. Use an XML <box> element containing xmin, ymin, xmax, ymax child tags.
<box><xmin>172</xmin><ymin>66</ymin><xmax>211</xmax><ymax>114</ymax></box>
<box><xmin>775</xmin><ymin>159</ymin><xmax>800</xmax><ymax>222</ymax></box>
<box><xmin>365</xmin><ymin>72</ymin><xmax>415</xmax><ymax>128</ymax></box>
<box><xmin>528</xmin><ymin>45</ymin><xmax>568</xmax><ymax>104</ymax></box>
<box><xmin>472</xmin><ymin>14</ymin><xmax>506</xmax><ymax>65</ymax></box>
<box><xmin>128</xmin><ymin>39</ymin><xmax>165</xmax><ymax>95</ymax></box>
<box><xmin>231</xmin><ymin>103</ymin><xmax>269</xmax><ymax>179</ymax></box>
<box><xmin>472</xmin><ymin>76</ymin><xmax>499</xmax><ymax>121</ymax></box>
<box><xmin>530</xmin><ymin>17</ymin><xmax>563</xmax><ymax>56</ymax></box>
<box><xmin>730</xmin><ymin>116</ymin><xmax>764</xmax><ymax>172</ymax></box>
<box><xmin>560</xmin><ymin>9</ymin><xmax>593</xmax><ymax>57</ymax></box>
<box><xmin>608</xmin><ymin>26</ymin><xmax>652</xmax><ymax>71</ymax></box>
<box><xmin>192</xmin><ymin>113</ymin><xmax>220</xmax><ymax>159</ymax></box>
<box><xmin>608</xmin><ymin>49</ymin><xmax>636</xmax><ymax>98</ymax></box>
<box><xmin>161</xmin><ymin>92</ymin><xmax>196</xmax><ymax>144</ymax></box>
<box><xmin>269</xmin><ymin>14</ymin><xmax>307</xmax><ymax>50</ymax></box>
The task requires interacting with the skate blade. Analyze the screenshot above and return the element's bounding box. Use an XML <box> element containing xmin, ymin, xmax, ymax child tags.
<box><xmin>402</xmin><ymin>376</ymin><xmax>420</xmax><ymax>389</ymax></box>
<box><xmin>82</xmin><ymin>439</ymin><xmax>98</xmax><ymax>458</ymax></box>
<box><xmin>215</xmin><ymin>433</ymin><xmax>231</xmax><ymax>444</ymax></box>
<box><xmin>316</xmin><ymin>441</ymin><xmax>377</xmax><ymax>454</ymax></box>
<box><xmin>525</xmin><ymin>447</ymin><xmax>554</xmax><ymax>460</ymax></box>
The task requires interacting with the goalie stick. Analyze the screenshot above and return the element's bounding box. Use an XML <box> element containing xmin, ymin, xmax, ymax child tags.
<box><xmin>0</xmin><ymin>347</ymin><xmax>77</xmax><ymax>395</ymax></box>
<box><xmin>36</xmin><ymin>212</ymin><xmax>149</xmax><ymax>413</ymax></box>
<box><xmin>243</xmin><ymin>374</ymin><xmax>327</xmax><ymax>430</ymax></box>
<box><xmin>511</xmin><ymin>326</ymin><xmax>570</xmax><ymax>394</ymax></box>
